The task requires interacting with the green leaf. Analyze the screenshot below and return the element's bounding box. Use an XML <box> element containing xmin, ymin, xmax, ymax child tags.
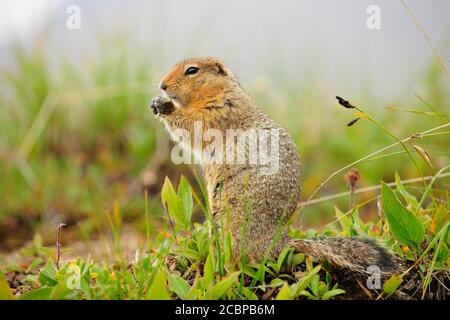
<box><xmin>241</xmin><ymin>287</ymin><xmax>258</xmax><ymax>300</ymax></box>
<box><xmin>381</xmin><ymin>182</ymin><xmax>424</xmax><ymax>247</ymax></box>
<box><xmin>209</xmin><ymin>271</ymin><xmax>240</xmax><ymax>300</ymax></box>
<box><xmin>394</xmin><ymin>173</ymin><xmax>419</xmax><ymax>211</ymax></box>
<box><xmin>292</xmin><ymin>265</ymin><xmax>321</xmax><ymax>297</ymax></box>
<box><xmin>431</xmin><ymin>203</ymin><xmax>449</xmax><ymax>234</ymax></box>
<box><xmin>318</xmin><ymin>283</ymin><xmax>329</xmax><ymax>296</ymax></box>
<box><xmin>270</xmin><ymin>278</ymin><xmax>284</xmax><ymax>286</ymax></box>
<box><xmin>145</xmin><ymin>272</ymin><xmax>171</xmax><ymax>300</ymax></box>
<box><xmin>168</xmin><ymin>274</ymin><xmax>191</xmax><ymax>300</ymax></box>
<box><xmin>80</xmin><ymin>276</ymin><xmax>92</xmax><ymax>299</ymax></box>
<box><xmin>292</xmin><ymin>253</ymin><xmax>305</xmax><ymax>266</ymax></box>
<box><xmin>414</xmin><ymin>166</ymin><xmax>449</xmax><ymax>215</ymax></box>
<box><xmin>243</xmin><ymin>265</ymin><xmax>264</xmax><ymax>283</ymax></box>
<box><xmin>0</xmin><ymin>276</ymin><xmax>14</xmax><ymax>300</ymax></box>
<box><xmin>334</xmin><ymin>206</ymin><xmax>352</xmax><ymax>234</ymax></box>
<box><xmin>39</xmin><ymin>259</ymin><xmax>58</xmax><ymax>286</ymax></box>
<box><xmin>19</xmin><ymin>287</ymin><xmax>53</xmax><ymax>300</ymax></box>
<box><xmin>325</xmin><ymin>272</ymin><xmax>332</xmax><ymax>288</ymax></box>
<box><xmin>161</xmin><ymin>177</ymin><xmax>186</xmax><ymax>231</ymax></box>
<box><xmin>383</xmin><ymin>275</ymin><xmax>403</xmax><ymax>297</ymax></box>
<box><xmin>26</xmin><ymin>257</ymin><xmax>44</xmax><ymax>273</ymax></box>
<box><xmin>309</xmin><ymin>275</ymin><xmax>320</xmax><ymax>297</ymax></box>
<box><xmin>351</xmin><ymin>208</ymin><xmax>366</xmax><ymax>236</ymax></box>
<box><xmin>173</xmin><ymin>247</ymin><xmax>200</xmax><ymax>261</ymax></box>
<box><xmin>275</xmin><ymin>282</ymin><xmax>292</xmax><ymax>300</ymax></box>
<box><xmin>298</xmin><ymin>290</ymin><xmax>316</xmax><ymax>300</ymax></box>
<box><xmin>51</xmin><ymin>281</ymin><xmax>72</xmax><ymax>300</ymax></box>
<box><xmin>275</xmin><ymin>247</ymin><xmax>293</xmax><ymax>273</ymax></box>
<box><xmin>202</xmin><ymin>246</ymin><xmax>215</xmax><ymax>289</ymax></box>
<box><xmin>178</xmin><ymin>176</ymin><xmax>193</xmax><ymax>229</ymax></box>
<box><xmin>321</xmin><ymin>289</ymin><xmax>346</xmax><ymax>300</ymax></box>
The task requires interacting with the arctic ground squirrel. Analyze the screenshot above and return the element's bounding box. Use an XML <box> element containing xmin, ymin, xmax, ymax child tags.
<box><xmin>150</xmin><ymin>57</ymin><xmax>400</xmax><ymax>276</ymax></box>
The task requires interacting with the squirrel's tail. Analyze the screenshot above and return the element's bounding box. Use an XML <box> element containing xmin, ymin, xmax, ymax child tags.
<box><xmin>289</xmin><ymin>237</ymin><xmax>401</xmax><ymax>275</ymax></box>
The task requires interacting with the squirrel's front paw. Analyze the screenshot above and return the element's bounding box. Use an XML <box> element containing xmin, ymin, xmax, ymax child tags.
<box><xmin>150</xmin><ymin>96</ymin><xmax>175</xmax><ymax>116</ymax></box>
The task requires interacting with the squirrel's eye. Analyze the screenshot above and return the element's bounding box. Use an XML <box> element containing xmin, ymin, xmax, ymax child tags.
<box><xmin>185</xmin><ymin>66</ymin><xmax>199</xmax><ymax>76</ymax></box>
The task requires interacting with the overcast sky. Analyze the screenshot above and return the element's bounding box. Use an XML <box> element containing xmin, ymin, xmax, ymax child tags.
<box><xmin>0</xmin><ymin>0</ymin><xmax>448</xmax><ymax>101</ymax></box>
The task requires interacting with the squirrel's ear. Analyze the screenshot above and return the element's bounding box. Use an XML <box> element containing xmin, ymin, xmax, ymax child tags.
<box><xmin>215</xmin><ymin>63</ymin><xmax>228</xmax><ymax>76</ymax></box>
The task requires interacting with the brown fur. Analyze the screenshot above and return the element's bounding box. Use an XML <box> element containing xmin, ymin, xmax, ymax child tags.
<box><xmin>151</xmin><ymin>57</ymin><xmax>400</xmax><ymax>275</ymax></box>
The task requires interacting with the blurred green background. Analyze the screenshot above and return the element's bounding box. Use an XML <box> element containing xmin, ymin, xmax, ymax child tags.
<box><xmin>0</xmin><ymin>0</ymin><xmax>448</xmax><ymax>258</ymax></box>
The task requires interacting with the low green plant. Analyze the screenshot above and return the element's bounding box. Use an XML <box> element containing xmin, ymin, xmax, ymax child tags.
<box><xmin>1</xmin><ymin>165</ymin><xmax>447</xmax><ymax>300</ymax></box>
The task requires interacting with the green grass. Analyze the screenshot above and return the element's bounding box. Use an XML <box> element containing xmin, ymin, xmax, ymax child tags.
<box><xmin>0</xmin><ymin>170</ymin><xmax>448</xmax><ymax>300</ymax></box>
<box><xmin>0</xmin><ymin>37</ymin><xmax>449</xmax><ymax>300</ymax></box>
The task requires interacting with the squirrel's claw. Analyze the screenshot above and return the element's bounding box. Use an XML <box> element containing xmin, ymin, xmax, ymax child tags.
<box><xmin>150</xmin><ymin>96</ymin><xmax>175</xmax><ymax>116</ymax></box>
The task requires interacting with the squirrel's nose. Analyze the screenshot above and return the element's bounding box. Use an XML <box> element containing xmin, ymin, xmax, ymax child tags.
<box><xmin>159</xmin><ymin>82</ymin><xmax>167</xmax><ymax>91</ymax></box>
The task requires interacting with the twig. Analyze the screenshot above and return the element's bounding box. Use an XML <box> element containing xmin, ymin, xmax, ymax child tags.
<box><xmin>432</xmin><ymin>273</ymin><xmax>450</xmax><ymax>292</ymax></box>
<box><xmin>337</xmin><ymin>96</ymin><xmax>425</xmax><ymax>181</ymax></box>
<box><xmin>400</xmin><ymin>0</ymin><xmax>449</xmax><ymax>77</ymax></box>
<box><xmin>163</xmin><ymin>202</ymin><xmax>178</xmax><ymax>245</ymax></box>
<box><xmin>56</xmin><ymin>223</ymin><xmax>66</xmax><ymax>270</ymax></box>
<box><xmin>414</xmin><ymin>94</ymin><xmax>449</xmax><ymax>121</ymax></box>
<box><xmin>344</xmin><ymin>169</ymin><xmax>360</xmax><ymax>210</ymax></box>
<box><xmin>299</xmin><ymin>172</ymin><xmax>450</xmax><ymax>207</ymax></box>
<box><xmin>304</xmin><ymin>122</ymin><xmax>450</xmax><ymax>205</ymax></box>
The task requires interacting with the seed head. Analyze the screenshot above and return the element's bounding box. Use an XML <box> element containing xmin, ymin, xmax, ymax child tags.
<box><xmin>336</xmin><ymin>96</ymin><xmax>355</xmax><ymax>109</ymax></box>
<box><xmin>347</xmin><ymin>117</ymin><xmax>361</xmax><ymax>127</ymax></box>
<box><xmin>344</xmin><ymin>168</ymin><xmax>361</xmax><ymax>190</ymax></box>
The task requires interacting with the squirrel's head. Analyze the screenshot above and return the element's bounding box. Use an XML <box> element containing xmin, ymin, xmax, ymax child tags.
<box><xmin>159</xmin><ymin>57</ymin><xmax>239</xmax><ymax>110</ymax></box>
